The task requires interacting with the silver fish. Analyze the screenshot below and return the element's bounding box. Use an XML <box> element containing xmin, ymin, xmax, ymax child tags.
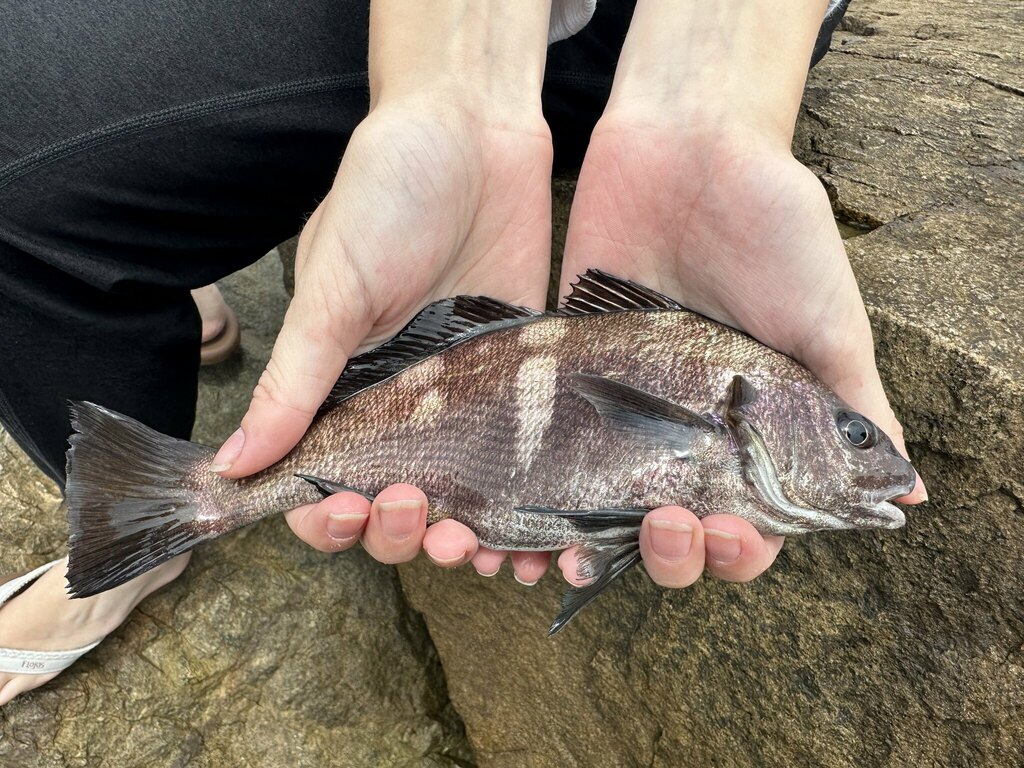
<box><xmin>65</xmin><ymin>271</ymin><xmax>916</xmax><ymax>633</ymax></box>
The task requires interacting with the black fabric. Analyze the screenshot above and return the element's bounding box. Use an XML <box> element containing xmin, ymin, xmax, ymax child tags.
<box><xmin>0</xmin><ymin>0</ymin><xmax>844</xmax><ymax>487</ymax></box>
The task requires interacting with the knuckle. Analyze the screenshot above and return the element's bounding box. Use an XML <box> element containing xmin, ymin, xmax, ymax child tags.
<box><xmin>251</xmin><ymin>360</ymin><xmax>320</xmax><ymax>417</ymax></box>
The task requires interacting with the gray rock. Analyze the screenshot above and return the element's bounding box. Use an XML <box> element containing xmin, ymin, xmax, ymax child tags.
<box><xmin>399</xmin><ymin>2</ymin><xmax>1024</xmax><ymax>766</ymax></box>
<box><xmin>0</xmin><ymin>253</ymin><xmax>472</xmax><ymax>767</ymax></box>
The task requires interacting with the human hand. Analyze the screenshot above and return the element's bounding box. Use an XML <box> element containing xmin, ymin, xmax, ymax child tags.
<box><xmin>211</xmin><ymin>1</ymin><xmax>555</xmax><ymax>575</ymax></box>
<box><xmin>556</xmin><ymin>0</ymin><xmax>927</xmax><ymax>589</ymax></box>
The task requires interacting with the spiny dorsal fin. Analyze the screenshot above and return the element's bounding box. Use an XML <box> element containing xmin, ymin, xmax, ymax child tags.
<box><xmin>322</xmin><ymin>295</ymin><xmax>542</xmax><ymax>409</ymax></box>
<box><xmin>556</xmin><ymin>269</ymin><xmax>683</xmax><ymax>316</ymax></box>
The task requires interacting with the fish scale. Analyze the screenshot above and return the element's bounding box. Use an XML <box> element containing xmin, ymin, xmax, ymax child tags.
<box><xmin>63</xmin><ymin>270</ymin><xmax>917</xmax><ymax>633</ymax></box>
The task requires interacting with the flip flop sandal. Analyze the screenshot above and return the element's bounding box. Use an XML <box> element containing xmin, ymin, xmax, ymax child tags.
<box><xmin>0</xmin><ymin>559</ymin><xmax>102</xmax><ymax>675</ymax></box>
<box><xmin>200</xmin><ymin>305</ymin><xmax>241</xmax><ymax>366</ymax></box>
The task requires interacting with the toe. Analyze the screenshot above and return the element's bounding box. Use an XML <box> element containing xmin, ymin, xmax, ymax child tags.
<box><xmin>0</xmin><ymin>671</ymin><xmax>61</xmax><ymax>707</ymax></box>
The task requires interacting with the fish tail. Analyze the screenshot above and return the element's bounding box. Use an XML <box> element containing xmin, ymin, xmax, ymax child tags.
<box><xmin>65</xmin><ymin>401</ymin><xmax>226</xmax><ymax>598</ymax></box>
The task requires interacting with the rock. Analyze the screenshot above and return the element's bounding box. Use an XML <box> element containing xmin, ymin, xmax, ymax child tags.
<box><xmin>0</xmin><ymin>253</ymin><xmax>472</xmax><ymax>767</ymax></box>
<box><xmin>278</xmin><ymin>236</ymin><xmax>298</xmax><ymax>299</ymax></box>
<box><xmin>399</xmin><ymin>2</ymin><xmax>1024</xmax><ymax>766</ymax></box>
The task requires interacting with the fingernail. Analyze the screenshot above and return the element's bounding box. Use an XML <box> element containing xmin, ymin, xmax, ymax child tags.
<box><xmin>429</xmin><ymin>551</ymin><xmax>468</xmax><ymax>567</ymax></box>
<box><xmin>210</xmin><ymin>428</ymin><xmax>245</xmax><ymax>473</ymax></box>
<box><xmin>514</xmin><ymin>573</ymin><xmax>539</xmax><ymax>587</ymax></box>
<box><xmin>378</xmin><ymin>499</ymin><xmax>424</xmax><ymax>539</ymax></box>
<box><xmin>327</xmin><ymin>511</ymin><xmax>368</xmax><ymax>540</ymax></box>
<box><xmin>704</xmin><ymin>528</ymin><xmax>742</xmax><ymax>564</ymax></box>
<box><xmin>648</xmin><ymin>518</ymin><xmax>694</xmax><ymax>560</ymax></box>
<box><xmin>476</xmin><ymin>566</ymin><xmax>500</xmax><ymax>577</ymax></box>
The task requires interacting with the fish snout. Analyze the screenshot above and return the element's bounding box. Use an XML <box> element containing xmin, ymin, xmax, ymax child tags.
<box><xmin>873</xmin><ymin>451</ymin><xmax>917</xmax><ymax>501</ymax></box>
<box><xmin>848</xmin><ymin>458</ymin><xmax>915</xmax><ymax>529</ymax></box>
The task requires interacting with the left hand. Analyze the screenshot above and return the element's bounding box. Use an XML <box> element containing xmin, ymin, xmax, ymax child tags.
<box><xmin>551</xmin><ymin>0</ymin><xmax>927</xmax><ymax>589</ymax></box>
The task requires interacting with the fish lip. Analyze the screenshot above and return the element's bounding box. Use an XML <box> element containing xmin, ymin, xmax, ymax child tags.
<box><xmin>890</xmin><ymin>478</ymin><xmax>917</xmax><ymax>500</ymax></box>
<box><xmin>852</xmin><ymin>500</ymin><xmax>906</xmax><ymax>529</ymax></box>
<box><xmin>864</xmin><ymin>476</ymin><xmax>917</xmax><ymax>506</ymax></box>
<box><xmin>851</xmin><ymin>477</ymin><xmax>915</xmax><ymax>529</ymax></box>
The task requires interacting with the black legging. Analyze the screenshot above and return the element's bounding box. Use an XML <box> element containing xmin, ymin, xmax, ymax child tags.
<box><xmin>0</xmin><ymin>0</ymin><xmax>847</xmax><ymax>486</ymax></box>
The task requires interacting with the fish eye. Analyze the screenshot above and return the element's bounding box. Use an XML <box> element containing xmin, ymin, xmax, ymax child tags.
<box><xmin>837</xmin><ymin>411</ymin><xmax>877</xmax><ymax>449</ymax></box>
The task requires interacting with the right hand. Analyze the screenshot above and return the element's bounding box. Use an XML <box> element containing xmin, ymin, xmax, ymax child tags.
<box><xmin>210</xmin><ymin>100</ymin><xmax>554</xmax><ymax>576</ymax></box>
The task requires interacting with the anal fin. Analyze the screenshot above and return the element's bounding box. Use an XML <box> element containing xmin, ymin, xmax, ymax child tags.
<box><xmin>295</xmin><ymin>474</ymin><xmax>373</xmax><ymax>501</ymax></box>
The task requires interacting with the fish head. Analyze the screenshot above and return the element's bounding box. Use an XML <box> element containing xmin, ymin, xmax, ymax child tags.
<box><xmin>725</xmin><ymin>375</ymin><xmax>917</xmax><ymax>532</ymax></box>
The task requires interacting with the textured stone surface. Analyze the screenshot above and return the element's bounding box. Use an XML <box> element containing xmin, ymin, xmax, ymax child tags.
<box><xmin>400</xmin><ymin>2</ymin><xmax>1024</xmax><ymax>767</ymax></box>
<box><xmin>0</xmin><ymin>254</ymin><xmax>472</xmax><ymax>767</ymax></box>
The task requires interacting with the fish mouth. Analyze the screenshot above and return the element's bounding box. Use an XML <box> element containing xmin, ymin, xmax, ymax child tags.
<box><xmin>849</xmin><ymin>500</ymin><xmax>906</xmax><ymax>529</ymax></box>
<box><xmin>850</xmin><ymin>477</ymin><xmax>916</xmax><ymax>529</ymax></box>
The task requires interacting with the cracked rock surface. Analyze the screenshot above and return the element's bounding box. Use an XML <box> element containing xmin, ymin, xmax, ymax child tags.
<box><xmin>399</xmin><ymin>2</ymin><xmax>1024</xmax><ymax>766</ymax></box>
<box><xmin>0</xmin><ymin>254</ymin><xmax>473</xmax><ymax>767</ymax></box>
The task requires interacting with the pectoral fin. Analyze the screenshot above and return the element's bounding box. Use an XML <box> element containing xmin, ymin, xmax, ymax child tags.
<box><xmin>568</xmin><ymin>373</ymin><xmax>719</xmax><ymax>458</ymax></box>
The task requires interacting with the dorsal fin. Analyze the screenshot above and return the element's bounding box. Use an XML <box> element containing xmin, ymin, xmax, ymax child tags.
<box><xmin>556</xmin><ymin>269</ymin><xmax>683</xmax><ymax>316</ymax></box>
<box><xmin>321</xmin><ymin>295</ymin><xmax>542</xmax><ymax>409</ymax></box>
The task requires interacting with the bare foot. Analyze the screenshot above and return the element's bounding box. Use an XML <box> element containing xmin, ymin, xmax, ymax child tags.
<box><xmin>190</xmin><ymin>284</ymin><xmax>230</xmax><ymax>343</ymax></box>
<box><xmin>0</xmin><ymin>553</ymin><xmax>190</xmax><ymax>705</ymax></box>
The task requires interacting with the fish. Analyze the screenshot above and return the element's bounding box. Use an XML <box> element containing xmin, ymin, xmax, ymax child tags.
<box><xmin>64</xmin><ymin>270</ymin><xmax>917</xmax><ymax>634</ymax></box>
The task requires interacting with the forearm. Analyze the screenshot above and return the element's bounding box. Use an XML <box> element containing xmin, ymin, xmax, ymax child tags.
<box><xmin>608</xmin><ymin>0</ymin><xmax>829</xmax><ymax>147</ymax></box>
<box><xmin>368</xmin><ymin>1</ymin><xmax>553</xmax><ymax>120</ymax></box>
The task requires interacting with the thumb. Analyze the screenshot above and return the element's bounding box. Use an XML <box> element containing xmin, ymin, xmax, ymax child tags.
<box><xmin>819</xmin><ymin>349</ymin><xmax>928</xmax><ymax>506</ymax></box>
<box><xmin>211</xmin><ymin>252</ymin><xmax>372</xmax><ymax>478</ymax></box>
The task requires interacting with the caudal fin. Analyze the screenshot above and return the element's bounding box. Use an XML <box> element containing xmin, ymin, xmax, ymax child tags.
<box><xmin>65</xmin><ymin>402</ymin><xmax>216</xmax><ymax>598</ymax></box>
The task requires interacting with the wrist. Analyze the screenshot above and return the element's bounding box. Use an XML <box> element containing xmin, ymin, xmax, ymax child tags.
<box><xmin>606</xmin><ymin>0</ymin><xmax>829</xmax><ymax>148</ymax></box>
<box><xmin>369</xmin><ymin>0</ymin><xmax>552</xmax><ymax>125</ymax></box>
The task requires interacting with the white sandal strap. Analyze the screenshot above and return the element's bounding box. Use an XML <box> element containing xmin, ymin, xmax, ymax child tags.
<box><xmin>0</xmin><ymin>558</ymin><xmax>102</xmax><ymax>675</ymax></box>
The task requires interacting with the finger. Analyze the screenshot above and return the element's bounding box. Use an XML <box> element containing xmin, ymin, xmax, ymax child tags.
<box><xmin>423</xmin><ymin>519</ymin><xmax>479</xmax><ymax>568</ymax></box>
<box><xmin>284</xmin><ymin>492</ymin><xmax>371</xmax><ymax>552</ymax></box>
<box><xmin>805</xmin><ymin>313</ymin><xmax>928</xmax><ymax>506</ymax></box>
<box><xmin>830</xmin><ymin>374</ymin><xmax>927</xmax><ymax>505</ymax></box>
<box><xmin>639</xmin><ymin>506</ymin><xmax>706</xmax><ymax>588</ymax></box>
<box><xmin>211</xmin><ymin>221</ymin><xmax>373</xmax><ymax>478</ymax></box>
<box><xmin>701</xmin><ymin>514</ymin><xmax>785</xmax><ymax>583</ymax></box>
<box><xmin>897</xmin><ymin>473</ymin><xmax>928</xmax><ymax>505</ymax></box>
<box><xmin>557</xmin><ymin>546</ymin><xmax>591</xmax><ymax>587</ymax></box>
<box><xmin>472</xmin><ymin>548</ymin><xmax>506</xmax><ymax>577</ymax></box>
<box><xmin>361</xmin><ymin>483</ymin><xmax>428</xmax><ymax>564</ymax></box>
<box><xmin>510</xmin><ymin>551</ymin><xmax>550</xmax><ymax>586</ymax></box>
